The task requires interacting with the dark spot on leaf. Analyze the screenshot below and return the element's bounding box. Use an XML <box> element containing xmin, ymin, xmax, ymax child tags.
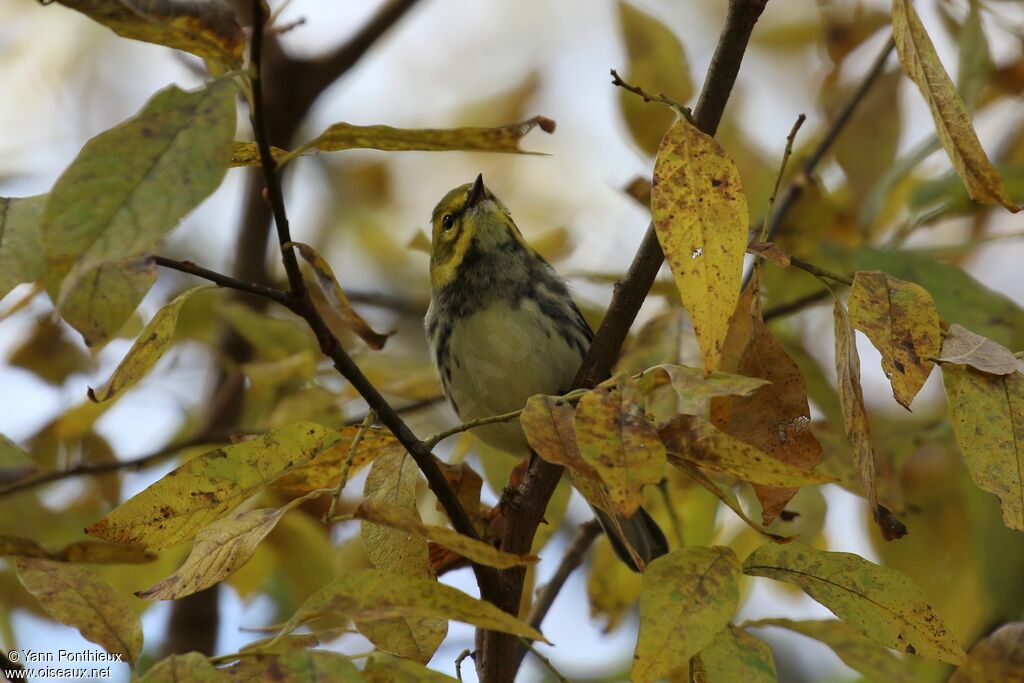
<box><xmin>906</xmin><ymin>644</ymin><xmax>916</xmax><ymax>655</ymax></box>
<box><xmin>141</xmin><ymin>126</ymin><xmax>156</xmax><ymax>138</ymax></box>
<box><xmin>711</xmin><ymin>177</ymin><xmax>722</xmax><ymax>188</ymax></box>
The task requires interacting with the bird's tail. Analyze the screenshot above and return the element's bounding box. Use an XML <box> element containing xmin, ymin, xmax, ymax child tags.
<box><xmin>590</xmin><ymin>504</ymin><xmax>669</xmax><ymax>572</ymax></box>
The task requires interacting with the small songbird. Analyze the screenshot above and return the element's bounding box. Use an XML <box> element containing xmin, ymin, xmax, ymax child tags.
<box><xmin>425</xmin><ymin>174</ymin><xmax>668</xmax><ymax>571</ymax></box>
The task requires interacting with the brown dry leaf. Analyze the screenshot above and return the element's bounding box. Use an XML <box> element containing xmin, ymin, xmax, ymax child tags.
<box><xmin>893</xmin><ymin>0</ymin><xmax>1020</xmax><ymax>212</ymax></box>
<box><xmin>652</xmin><ymin>117</ymin><xmax>749</xmax><ymax>372</ymax></box>
<box><xmin>847</xmin><ymin>270</ymin><xmax>942</xmax><ymax>409</ymax></box>
<box><xmin>943</xmin><ymin>365</ymin><xmax>1024</xmax><ymax>531</ymax></box>
<box><xmin>712</xmin><ymin>283</ymin><xmax>823</xmax><ymax>524</ymax></box>
<box><xmin>937</xmin><ymin>323</ymin><xmax>1019</xmax><ymax>375</ymax></box>
<box><xmin>274</xmin><ymin>427</ymin><xmax>402</xmax><ymax>493</ymax></box>
<box><xmin>949</xmin><ymin>622</ymin><xmax>1024</xmax><ymax>683</ymax></box>
<box><xmin>616</xmin><ymin>1</ymin><xmax>694</xmax><ymax>156</ymax></box>
<box><xmin>355</xmin><ymin>499</ymin><xmax>535</xmax><ymax>570</ymax></box>
<box><xmin>358</xmin><ymin>449</ymin><xmax>445</xmax><ymax>663</ymax></box>
<box><xmin>660</xmin><ymin>415</ymin><xmax>832</xmax><ymax>487</ymax></box>
<box><xmin>136</xmin><ymin>492</ymin><xmax>317</xmax><ymax>600</ymax></box>
<box><xmin>574</xmin><ymin>380</ymin><xmax>667</xmax><ymax>516</ymax></box>
<box><xmin>291</xmin><ymin>242</ymin><xmax>391</xmax><ymax>350</ymax></box>
<box><xmin>433</xmin><ymin>459</ymin><xmax>482</xmax><ymax>519</ymax></box>
<box><xmin>15</xmin><ymin>557</ymin><xmax>143</xmax><ymax>663</ymax></box>
<box><xmin>746</xmin><ymin>241</ymin><xmax>791</xmax><ymax>266</ymax></box>
<box><xmin>832</xmin><ymin>298</ymin><xmax>907</xmax><ymax>540</ymax></box>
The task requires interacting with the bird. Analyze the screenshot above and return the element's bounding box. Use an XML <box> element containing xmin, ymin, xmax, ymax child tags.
<box><xmin>425</xmin><ymin>173</ymin><xmax>668</xmax><ymax>571</ymax></box>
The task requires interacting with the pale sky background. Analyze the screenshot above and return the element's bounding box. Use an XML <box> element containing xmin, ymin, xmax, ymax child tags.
<box><xmin>1</xmin><ymin>0</ymin><xmax>1023</xmax><ymax>681</ymax></box>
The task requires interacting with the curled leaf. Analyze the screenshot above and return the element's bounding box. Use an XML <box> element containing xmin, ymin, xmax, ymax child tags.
<box><xmin>937</xmin><ymin>323</ymin><xmax>1019</xmax><ymax>375</ymax></box>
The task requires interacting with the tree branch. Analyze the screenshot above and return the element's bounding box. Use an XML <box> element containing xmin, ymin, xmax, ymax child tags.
<box><xmin>246</xmin><ymin>1</ymin><xmax>498</xmax><ymax>600</ymax></box>
<box><xmin>525</xmin><ymin>521</ymin><xmax>602</xmax><ymax>633</ymax></box>
<box><xmin>153</xmin><ymin>255</ymin><xmax>292</xmax><ymax>306</ymax></box>
<box><xmin>478</xmin><ymin>1</ymin><xmax>770</xmax><ymax>680</ymax></box>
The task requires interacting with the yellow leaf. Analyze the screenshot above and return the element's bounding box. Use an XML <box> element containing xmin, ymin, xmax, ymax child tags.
<box><xmin>743</xmin><ymin>542</ymin><xmax>965</xmax><ymax>664</ymax></box>
<box><xmin>355</xmin><ymin>499</ymin><xmax>536</xmax><ymax>570</ymax></box>
<box><xmin>632</xmin><ymin>546</ymin><xmax>741</xmax><ymax>683</ymax></box>
<box><xmin>892</xmin><ymin>0</ymin><xmax>1019</xmax><ymax>212</ymax></box>
<box><xmin>749</xmin><ymin>618</ymin><xmax>921</xmax><ymax>683</ymax></box>
<box><xmin>652</xmin><ymin>117</ymin><xmax>749</xmax><ymax>371</ymax></box>
<box><xmin>943</xmin><ymin>365</ymin><xmax>1024</xmax><ymax>531</ymax></box>
<box><xmin>359</xmin><ymin>449</ymin><xmax>445</xmax><ymax>663</ymax></box>
<box><xmin>249</xmin><ymin>116</ymin><xmax>557</xmax><ymax>163</ymax></box>
<box><xmin>137</xmin><ymin>492</ymin><xmax>318</xmax><ymax>600</ymax></box>
<box><xmin>949</xmin><ymin>622</ymin><xmax>1024</xmax><ymax>683</ymax></box>
<box><xmin>0</xmin><ymin>194</ymin><xmax>45</xmax><ymax>300</ymax></box>
<box><xmin>228</xmin><ymin>142</ymin><xmax>290</xmax><ymax>167</ymax></box>
<box><xmin>693</xmin><ymin>625</ymin><xmax>777</xmax><ymax>683</ymax></box>
<box><xmin>283</xmin><ymin>568</ymin><xmax>547</xmax><ymax>642</ymax></box>
<box><xmin>274</xmin><ymin>427</ymin><xmax>403</xmax><ymax>493</ymax></box>
<box><xmin>85</xmin><ymin>422</ymin><xmax>337</xmax><ymax>548</ymax></box>
<box><xmin>521</xmin><ymin>394</ymin><xmax>599</xmax><ymax>479</ymax></box>
<box><xmin>364</xmin><ymin>653</ymin><xmax>459</xmax><ymax>682</ymax></box>
<box><xmin>660</xmin><ymin>415</ymin><xmax>833</xmax><ymax>487</ymax></box>
<box><xmin>291</xmin><ymin>242</ymin><xmax>391</xmax><ymax>350</ymax></box>
<box><xmin>89</xmin><ymin>286</ymin><xmax>212</xmax><ymax>402</ymax></box>
<box><xmin>617</xmin><ymin>1</ymin><xmax>694</xmax><ymax>155</ymax></box>
<box><xmin>138</xmin><ymin>652</ymin><xmax>219</xmax><ymax>683</ymax></box>
<box><xmin>847</xmin><ymin>270</ymin><xmax>941</xmax><ymax>409</ymax></box>
<box><xmin>15</xmin><ymin>557</ymin><xmax>143</xmax><ymax>663</ymax></box>
<box><xmin>937</xmin><ymin>323</ymin><xmax>1019</xmax><ymax>375</ymax></box>
<box><xmin>639</xmin><ymin>364</ymin><xmax>770</xmax><ymax>412</ymax></box>
<box><xmin>0</xmin><ymin>535</ymin><xmax>154</xmax><ymax>564</ymax></box>
<box><xmin>0</xmin><ymin>434</ymin><xmax>36</xmax><ymax>485</ymax></box>
<box><xmin>575</xmin><ymin>380</ymin><xmax>667</xmax><ymax>516</ymax></box>
<box><xmin>833</xmin><ymin>298</ymin><xmax>907</xmax><ymax>540</ymax></box>
<box><xmin>53</xmin><ymin>0</ymin><xmax>244</xmax><ymax>71</ymax></box>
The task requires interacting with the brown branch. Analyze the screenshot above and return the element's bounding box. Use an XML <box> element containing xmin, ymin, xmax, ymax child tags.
<box><xmin>762</xmin><ymin>288</ymin><xmax>832</xmax><ymax>321</ymax></box>
<box><xmin>153</xmin><ymin>255</ymin><xmax>292</xmax><ymax>306</ymax></box>
<box><xmin>246</xmin><ymin>2</ymin><xmax>498</xmax><ymax>601</ymax></box>
<box><xmin>763</xmin><ymin>36</ymin><xmax>895</xmax><ymax>242</ymax></box>
<box><xmin>477</xmin><ymin>2</ymin><xmax>770</xmax><ymax>680</ymax></box>
<box><xmin>788</xmin><ymin>257</ymin><xmax>854</xmax><ymax>286</ymax></box>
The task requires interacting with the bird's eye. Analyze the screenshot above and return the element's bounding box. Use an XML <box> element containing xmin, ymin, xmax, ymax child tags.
<box><xmin>442</xmin><ymin>214</ymin><xmax>455</xmax><ymax>231</ymax></box>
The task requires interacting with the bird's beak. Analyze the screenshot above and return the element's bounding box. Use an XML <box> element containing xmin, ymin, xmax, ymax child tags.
<box><xmin>466</xmin><ymin>174</ymin><xmax>486</xmax><ymax>209</ymax></box>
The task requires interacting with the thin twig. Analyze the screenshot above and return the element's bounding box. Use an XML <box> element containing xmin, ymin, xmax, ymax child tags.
<box><xmin>327</xmin><ymin>410</ymin><xmax>375</xmax><ymax>521</ymax></box>
<box><xmin>788</xmin><ymin>257</ymin><xmax>854</xmax><ymax>286</ymax></box>
<box><xmin>526</xmin><ymin>521</ymin><xmax>602</xmax><ymax>632</ymax></box>
<box><xmin>757</xmin><ymin>114</ymin><xmax>806</xmax><ymax>243</ymax></box>
<box><xmin>250</xmin><ymin>0</ymin><xmax>306</xmax><ymax>299</ymax></box>
<box><xmin>342</xmin><ymin>396</ymin><xmax>443</xmax><ymax>426</ymax></box>
<box><xmin>0</xmin><ymin>433</ymin><xmax>231</xmax><ymax>497</ymax></box>
<box><xmin>422</xmin><ymin>388</ymin><xmax>588</xmax><ymax>450</ymax></box>
<box><xmin>764</xmin><ymin>35</ymin><xmax>895</xmax><ymax>243</ymax></box>
<box><xmin>762</xmin><ymin>288</ymin><xmax>832</xmax><ymax>321</ymax></box>
<box><xmin>610</xmin><ymin>68</ymin><xmax>692</xmax><ymax>120</ymax></box>
<box><xmin>245</xmin><ymin>0</ymin><xmax>498</xmax><ymax>602</ymax></box>
<box><xmin>455</xmin><ymin>649</ymin><xmax>473</xmax><ymax>683</ymax></box>
<box><xmin>658</xmin><ymin>480</ymin><xmax>685</xmax><ymax>547</ymax></box>
<box><xmin>153</xmin><ymin>255</ymin><xmax>292</xmax><ymax>306</ymax></box>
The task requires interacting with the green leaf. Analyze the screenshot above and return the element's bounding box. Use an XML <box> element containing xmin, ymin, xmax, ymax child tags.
<box><xmin>847</xmin><ymin>270</ymin><xmax>941</xmax><ymax>410</ymax></box>
<box><xmin>284</xmin><ymin>568</ymin><xmax>547</xmax><ymax>642</ymax></box>
<box><xmin>364</xmin><ymin>653</ymin><xmax>459</xmax><ymax>682</ymax></box>
<box><xmin>693</xmin><ymin>625</ymin><xmax>777</xmax><ymax>683</ymax></box>
<box><xmin>41</xmin><ymin>79</ymin><xmax>235</xmax><ymax>344</ymax></box>
<box><xmin>743</xmin><ymin>542</ymin><xmax>965</xmax><ymax>664</ymax></box>
<box><xmin>633</xmin><ymin>546</ymin><xmax>741</xmax><ymax>683</ymax></box>
<box><xmin>617</xmin><ymin>1</ymin><xmax>693</xmax><ymax>155</ymax></box>
<box><xmin>85</xmin><ymin>422</ymin><xmax>337</xmax><ymax>548</ymax></box>
<box><xmin>749</xmin><ymin>618</ymin><xmax>921</xmax><ymax>683</ymax></box>
<box><xmin>856</xmin><ymin>246</ymin><xmax>1024</xmax><ymax>349</ymax></box>
<box><xmin>223</xmin><ymin>650</ymin><xmax>362</xmax><ymax>683</ymax></box>
<box><xmin>0</xmin><ymin>194</ymin><xmax>46</xmax><ymax>299</ymax></box>
<box><xmin>137</xmin><ymin>492</ymin><xmax>318</xmax><ymax>600</ymax></box>
<box><xmin>892</xmin><ymin>0</ymin><xmax>1019</xmax><ymax>211</ymax></box>
<box><xmin>138</xmin><ymin>652</ymin><xmax>219</xmax><ymax>683</ymax></box>
<box><xmin>15</xmin><ymin>557</ymin><xmax>143</xmax><ymax>663</ymax></box>
<box><xmin>53</xmin><ymin>0</ymin><xmax>244</xmax><ymax>72</ymax></box>
<box><xmin>943</xmin><ymin>365</ymin><xmax>1024</xmax><ymax>531</ymax></box>
<box><xmin>652</xmin><ymin>117</ymin><xmax>749</xmax><ymax>372</ymax></box>
<box><xmin>89</xmin><ymin>286</ymin><xmax>212</xmax><ymax>402</ymax></box>
<box><xmin>358</xmin><ymin>448</ymin><xmax>446</xmax><ymax>663</ymax></box>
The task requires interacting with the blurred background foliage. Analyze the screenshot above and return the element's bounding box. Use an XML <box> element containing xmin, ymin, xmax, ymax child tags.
<box><xmin>1</xmin><ymin>0</ymin><xmax>1023</xmax><ymax>681</ymax></box>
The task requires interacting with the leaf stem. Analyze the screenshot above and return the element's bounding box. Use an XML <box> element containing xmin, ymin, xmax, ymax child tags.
<box><xmin>327</xmin><ymin>410</ymin><xmax>375</xmax><ymax>522</ymax></box>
